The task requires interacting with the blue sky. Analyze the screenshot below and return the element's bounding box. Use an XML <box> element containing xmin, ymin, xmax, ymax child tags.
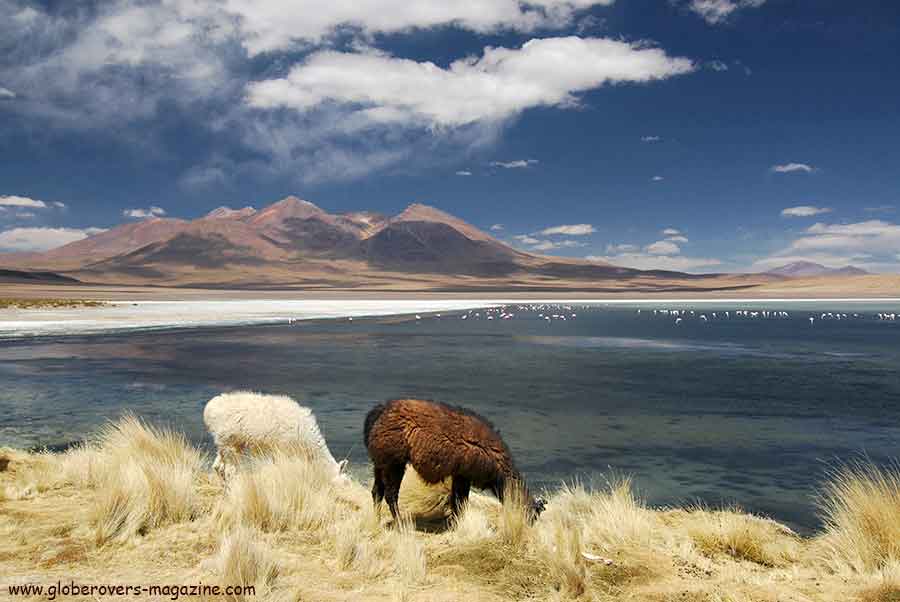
<box><xmin>1</xmin><ymin>0</ymin><xmax>899</xmax><ymax>272</ymax></box>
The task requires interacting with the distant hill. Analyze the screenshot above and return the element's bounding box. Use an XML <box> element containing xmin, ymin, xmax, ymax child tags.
<box><xmin>0</xmin><ymin>269</ymin><xmax>79</xmax><ymax>284</ymax></box>
<box><xmin>765</xmin><ymin>261</ymin><xmax>869</xmax><ymax>278</ymax></box>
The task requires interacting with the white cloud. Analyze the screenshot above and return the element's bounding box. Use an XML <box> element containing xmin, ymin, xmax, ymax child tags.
<box><xmin>0</xmin><ymin>1</ymin><xmax>694</xmax><ymax>185</ymax></box>
<box><xmin>490</xmin><ymin>224</ymin><xmax>504</xmax><ymax>231</ymax></box>
<box><xmin>514</xmin><ymin>235</ymin><xmax>541</xmax><ymax>245</ymax></box>
<box><xmin>0</xmin><ymin>226</ymin><xmax>104</xmax><ymax>252</ymax></box>
<box><xmin>661</xmin><ymin>228</ymin><xmax>681</xmax><ymax>236</ymax></box>
<box><xmin>645</xmin><ymin>240</ymin><xmax>681</xmax><ymax>255</ymax></box>
<box><xmin>490</xmin><ymin>159</ymin><xmax>539</xmax><ymax>169</ymax></box>
<box><xmin>605</xmin><ymin>243</ymin><xmax>639</xmax><ymax>253</ymax></box>
<box><xmin>684</xmin><ymin>0</ymin><xmax>767</xmax><ymax>25</ymax></box>
<box><xmin>538</xmin><ymin>223</ymin><xmax>595</xmax><ymax>236</ymax></box>
<box><xmin>588</xmin><ymin>252</ymin><xmax>722</xmax><ymax>272</ymax></box>
<box><xmin>531</xmin><ymin>239</ymin><xmax>587</xmax><ymax>251</ymax></box>
<box><xmin>0</xmin><ymin>195</ymin><xmax>47</xmax><ymax>209</ymax></box>
<box><xmin>0</xmin><ymin>87</ymin><xmax>15</xmax><ymax>99</ymax></box>
<box><xmin>706</xmin><ymin>59</ymin><xmax>729</xmax><ymax>71</ymax></box>
<box><xmin>123</xmin><ymin>206</ymin><xmax>166</xmax><ymax>219</ymax></box>
<box><xmin>456</xmin><ymin>170</ymin><xmax>473</xmax><ymax>176</ymax></box>
<box><xmin>227</xmin><ymin>0</ymin><xmax>617</xmax><ymax>56</ymax></box>
<box><xmin>0</xmin><ymin>0</ymin><xmax>237</xmax><ymax>126</ymax></box>
<box><xmin>513</xmin><ymin>233</ymin><xmax>586</xmax><ymax>251</ymax></box>
<box><xmin>753</xmin><ymin>220</ymin><xmax>900</xmax><ymax>273</ymax></box>
<box><xmin>651</xmin><ymin>175</ymin><xmax>665</xmax><ymax>181</ymax></box>
<box><xmin>666</xmin><ymin>235</ymin><xmax>689</xmax><ymax>243</ymax></box>
<box><xmin>771</xmin><ymin>162</ymin><xmax>816</xmax><ymax>173</ymax></box>
<box><xmin>246</xmin><ymin>37</ymin><xmax>694</xmax><ymax>127</ymax></box>
<box><xmin>781</xmin><ymin>205</ymin><xmax>831</xmax><ymax>217</ymax></box>
<box><xmin>641</xmin><ymin>135</ymin><xmax>661</xmax><ymax>142</ymax></box>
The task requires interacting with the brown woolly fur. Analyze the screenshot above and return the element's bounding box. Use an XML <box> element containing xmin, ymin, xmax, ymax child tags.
<box><xmin>3</xmin><ymin>418</ymin><xmax>900</xmax><ymax>601</ymax></box>
<box><xmin>364</xmin><ymin>398</ymin><xmax>541</xmax><ymax>522</ymax></box>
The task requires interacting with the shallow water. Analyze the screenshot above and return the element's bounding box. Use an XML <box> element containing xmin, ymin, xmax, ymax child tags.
<box><xmin>2</xmin><ymin>301</ymin><xmax>899</xmax><ymax>532</ymax></box>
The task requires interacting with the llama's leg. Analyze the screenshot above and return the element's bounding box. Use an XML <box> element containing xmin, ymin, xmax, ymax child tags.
<box><xmin>218</xmin><ymin>445</ymin><xmax>241</xmax><ymax>484</ymax></box>
<box><xmin>382</xmin><ymin>463</ymin><xmax>406</xmax><ymax>523</ymax></box>
<box><xmin>212</xmin><ymin>449</ymin><xmax>224</xmax><ymax>480</ymax></box>
<box><xmin>371</xmin><ymin>466</ymin><xmax>385</xmax><ymax>519</ymax></box>
<box><xmin>449</xmin><ymin>476</ymin><xmax>471</xmax><ymax>519</ymax></box>
<box><xmin>213</xmin><ymin>448</ymin><xmax>232</xmax><ymax>483</ymax></box>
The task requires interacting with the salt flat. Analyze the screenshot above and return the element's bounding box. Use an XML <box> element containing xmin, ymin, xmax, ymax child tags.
<box><xmin>0</xmin><ymin>299</ymin><xmax>502</xmax><ymax>338</ymax></box>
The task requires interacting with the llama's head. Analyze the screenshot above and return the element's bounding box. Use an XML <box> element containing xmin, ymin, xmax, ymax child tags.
<box><xmin>495</xmin><ymin>474</ymin><xmax>545</xmax><ymax>523</ymax></box>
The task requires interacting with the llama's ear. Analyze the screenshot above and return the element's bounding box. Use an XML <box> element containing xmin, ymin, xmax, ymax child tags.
<box><xmin>338</xmin><ymin>458</ymin><xmax>349</xmax><ymax>474</ymax></box>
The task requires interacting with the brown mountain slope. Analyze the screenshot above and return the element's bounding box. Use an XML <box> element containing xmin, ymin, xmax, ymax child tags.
<box><xmin>0</xmin><ymin>196</ymin><xmax>777</xmax><ymax>292</ymax></box>
<box><xmin>8</xmin><ymin>218</ymin><xmax>190</xmax><ymax>270</ymax></box>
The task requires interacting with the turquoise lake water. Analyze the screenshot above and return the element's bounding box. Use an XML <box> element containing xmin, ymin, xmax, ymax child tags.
<box><xmin>2</xmin><ymin>301</ymin><xmax>899</xmax><ymax>531</ymax></box>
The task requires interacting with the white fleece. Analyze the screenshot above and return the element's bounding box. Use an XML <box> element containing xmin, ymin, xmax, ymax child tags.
<box><xmin>203</xmin><ymin>391</ymin><xmax>345</xmax><ymax>481</ymax></box>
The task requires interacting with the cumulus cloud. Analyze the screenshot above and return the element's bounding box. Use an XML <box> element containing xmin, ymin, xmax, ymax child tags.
<box><xmin>0</xmin><ymin>226</ymin><xmax>105</xmax><ymax>252</ymax></box>
<box><xmin>456</xmin><ymin>170</ymin><xmax>473</xmax><ymax>176</ymax></box>
<box><xmin>228</xmin><ymin>0</ymin><xmax>617</xmax><ymax>55</ymax></box>
<box><xmin>605</xmin><ymin>243</ymin><xmax>639</xmax><ymax>253</ymax></box>
<box><xmin>513</xmin><ymin>233</ymin><xmax>585</xmax><ymax>251</ymax></box>
<box><xmin>246</xmin><ymin>37</ymin><xmax>694</xmax><ymax>127</ymax></box>
<box><xmin>538</xmin><ymin>223</ymin><xmax>596</xmax><ymax>236</ymax></box>
<box><xmin>0</xmin><ymin>87</ymin><xmax>15</xmax><ymax>99</ymax></box>
<box><xmin>593</xmin><ymin>229</ymin><xmax>721</xmax><ymax>272</ymax></box>
<box><xmin>645</xmin><ymin>240</ymin><xmax>681</xmax><ymax>255</ymax></box>
<box><xmin>123</xmin><ymin>206</ymin><xmax>166</xmax><ymax>219</ymax></box>
<box><xmin>0</xmin><ymin>0</ymin><xmax>694</xmax><ymax>184</ymax></box>
<box><xmin>753</xmin><ymin>220</ymin><xmax>900</xmax><ymax>273</ymax></box>
<box><xmin>706</xmin><ymin>60</ymin><xmax>729</xmax><ymax>71</ymax></box>
<box><xmin>490</xmin><ymin>224</ymin><xmax>504</xmax><ymax>231</ymax></box>
<box><xmin>490</xmin><ymin>159</ymin><xmax>539</xmax><ymax>169</ymax></box>
<box><xmin>1</xmin><ymin>196</ymin><xmax>46</xmax><ymax>209</ymax></box>
<box><xmin>641</xmin><ymin>135</ymin><xmax>661</xmax><ymax>142</ymax></box>
<box><xmin>0</xmin><ymin>195</ymin><xmax>66</xmax><ymax>210</ymax></box>
<box><xmin>589</xmin><ymin>252</ymin><xmax>722</xmax><ymax>272</ymax></box>
<box><xmin>531</xmin><ymin>239</ymin><xmax>587</xmax><ymax>251</ymax></box>
<box><xmin>514</xmin><ymin>234</ymin><xmax>541</xmax><ymax>245</ymax></box>
<box><xmin>781</xmin><ymin>205</ymin><xmax>831</xmax><ymax>217</ymax></box>
<box><xmin>683</xmin><ymin>0</ymin><xmax>767</xmax><ymax>25</ymax></box>
<box><xmin>771</xmin><ymin>162</ymin><xmax>816</xmax><ymax>173</ymax></box>
<box><xmin>651</xmin><ymin>175</ymin><xmax>664</xmax><ymax>181</ymax></box>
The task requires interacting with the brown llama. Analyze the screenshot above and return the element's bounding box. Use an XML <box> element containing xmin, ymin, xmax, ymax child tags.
<box><xmin>364</xmin><ymin>398</ymin><xmax>545</xmax><ymax>523</ymax></box>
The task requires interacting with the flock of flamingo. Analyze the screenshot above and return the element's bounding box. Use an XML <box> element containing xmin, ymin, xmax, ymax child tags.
<box><xmin>395</xmin><ymin>304</ymin><xmax>900</xmax><ymax>327</ymax></box>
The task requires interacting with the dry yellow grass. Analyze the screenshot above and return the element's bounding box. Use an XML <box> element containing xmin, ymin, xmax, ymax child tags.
<box><xmin>0</xmin><ymin>297</ymin><xmax>106</xmax><ymax>309</ymax></box>
<box><xmin>1</xmin><ymin>420</ymin><xmax>897</xmax><ymax>601</ymax></box>
<box><xmin>816</xmin><ymin>460</ymin><xmax>900</xmax><ymax>574</ymax></box>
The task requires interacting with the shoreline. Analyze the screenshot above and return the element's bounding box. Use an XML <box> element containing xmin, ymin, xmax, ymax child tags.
<box><xmin>1</xmin><ymin>294</ymin><xmax>898</xmax><ymax>339</ymax></box>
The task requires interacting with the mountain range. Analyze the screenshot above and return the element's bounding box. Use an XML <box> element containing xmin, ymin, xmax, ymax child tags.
<box><xmin>764</xmin><ymin>261</ymin><xmax>868</xmax><ymax>279</ymax></box>
<box><xmin>0</xmin><ymin>197</ymin><xmax>867</xmax><ymax>291</ymax></box>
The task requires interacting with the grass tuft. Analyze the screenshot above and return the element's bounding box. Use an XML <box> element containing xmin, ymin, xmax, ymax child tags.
<box><xmin>211</xmin><ymin>527</ymin><xmax>279</xmax><ymax>600</ymax></box>
<box><xmin>816</xmin><ymin>460</ymin><xmax>900</xmax><ymax>573</ymax></box>
<box><xmin>685</xmin><ymin>507</ymin><xmax>799</xmax><ymax>566</ymax></box>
